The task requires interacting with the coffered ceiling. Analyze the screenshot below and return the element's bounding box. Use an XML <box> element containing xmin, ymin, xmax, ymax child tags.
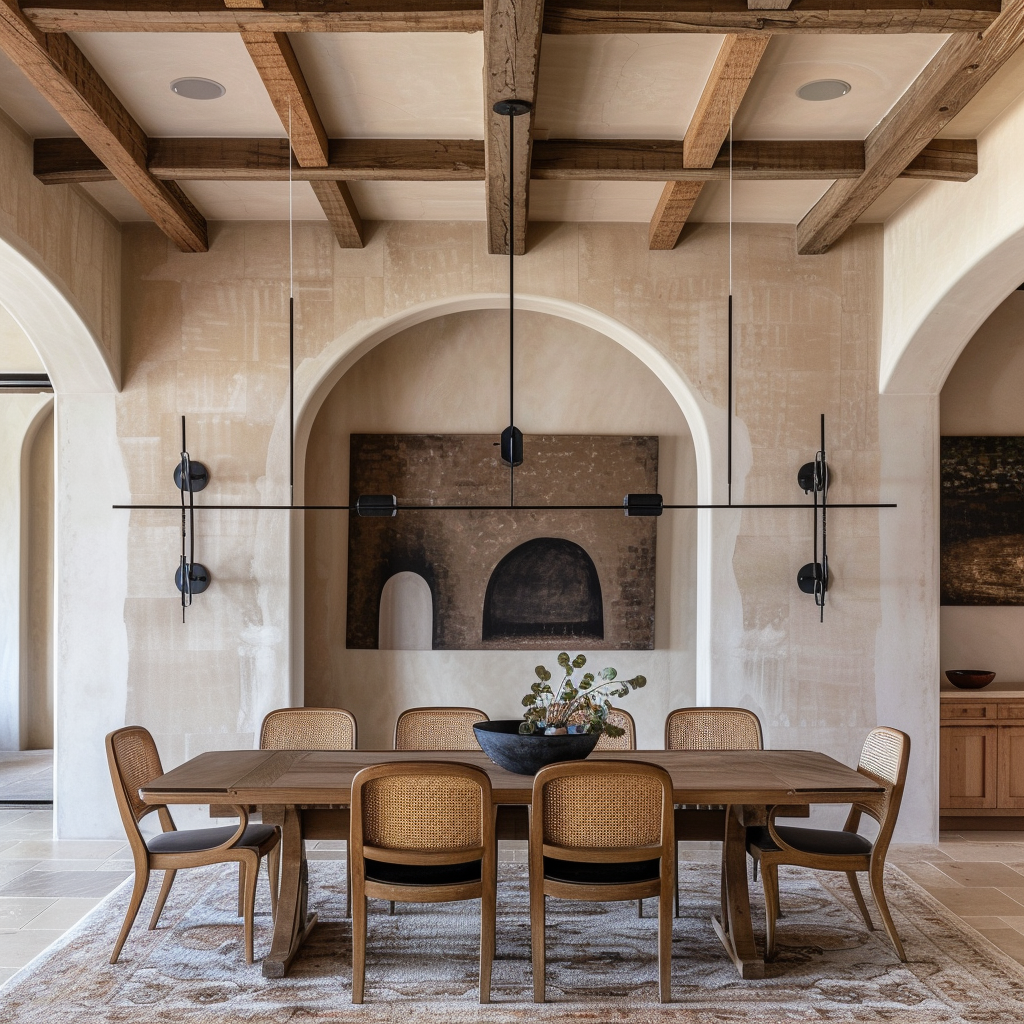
<box><xmin>1</xmin><ymin>1</ymin><xmax>1023</xmax><ymax>254</ymax></box>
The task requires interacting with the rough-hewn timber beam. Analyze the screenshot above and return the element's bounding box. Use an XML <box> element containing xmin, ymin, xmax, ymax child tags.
<box><xmin>484</xmin><ymin>0</ymin><xmax>545</xmax><ymax>255</ymax></box>
<box><xmin>797</xmin><ymin>0</ymin><xmax>1024</xmax><ymax>254</ymax></box>
<box><xmin>0</xmin><ymin>0</ymin><xmax>207</xmax><ymax>251</ymax></box>
<box><xmin>34</xmin><ymin>136</ymin><xmax>978</xmax><ymax>184</ymax></box>
<box><xmin>650</xmin><ymin>35</ymin><xmax>768</xmax><ymax>250</ymax></box>
<box><xmin>21</xmin><ymin>0</ymin><xmax>999</xmax><ymax>34</ymax></box>
<box><xmin>239</xmin><ymin>29</ymin><xmax>362</xmax><ymax>246</ymax></box>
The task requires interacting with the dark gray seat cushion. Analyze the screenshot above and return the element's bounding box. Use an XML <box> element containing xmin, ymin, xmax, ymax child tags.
<box><xmin>364</xmin><ymin>858</ymin><xmax>482</xmax><ymax>886</ymax></box>
<box><xmin>543</xmin><ymin>856</ymin><xmax>662</xmax><ymax>885</ymax></box>
<box><xmin>147</xmin><ymin>823</ymin><xmax>277</xmax><ymax>855</ymax></box>
<box><xmin>747</xmin><ymin>825</ymin><xmax>873</xmax><ymax>857</ymax></box>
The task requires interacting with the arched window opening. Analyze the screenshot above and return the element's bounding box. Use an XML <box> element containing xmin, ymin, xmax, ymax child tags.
<box><xmin>378</xmin><ymin>571</ymin><xmax>433</xmax><ymax>650</ymax></box>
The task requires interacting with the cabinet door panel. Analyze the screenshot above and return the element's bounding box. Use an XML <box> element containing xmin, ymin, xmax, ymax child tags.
<box><xmin>940</xmin><ymin>726</ymin><xmax>998</xmax><ymax>809</ymax></box>
<box><xmin>999</xmin><ymin>727</ymin><xmax>1024</xmax><ymax>808</ymax></box>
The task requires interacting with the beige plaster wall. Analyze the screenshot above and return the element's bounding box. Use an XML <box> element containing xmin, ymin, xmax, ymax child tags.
<box><xmin>112</xmin><ymin>218</ymin><xmax>918</xmax><ymax>834</ymax></box>
<box><xmin>940</xmin><ymin>290</ymin><xmax>1024</xmax><ymax>682</ymax></box>
<box><xmin>303</xmin><ymin>309</ymin><xmax>699</xmax><ymax>748</ymax></box>
<box><xmin>27</xmin><ymin>409</ymin><xmax>53</xmax><ymax>749</ymax></box>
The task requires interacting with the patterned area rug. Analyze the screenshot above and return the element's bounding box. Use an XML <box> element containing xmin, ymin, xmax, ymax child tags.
<box><xmin>2</xmin><ymin>858</ymin><xmax>1023</xmax><ymax>1022</ymax></box>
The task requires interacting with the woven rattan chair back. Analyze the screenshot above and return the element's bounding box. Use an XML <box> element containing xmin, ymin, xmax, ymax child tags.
<box><xmin>665</xmin><ymin>707</ymin><xmax>763</xmax><ymax>751</ymax></box>
<box><xmin>534</xmin><ymin>760</ymin><xmax>673</xmax><ymax>853</ymax></box>
<box><xmin>107</xmin><ymin>725</ymin><xmax>166</xmax><ymax>836</ymax></box>
<box><xmin>359</xmin><ymin>770</ymin><xmax>485</xmax><ymax>852</ymax></box>
<box><xmin>260</xmin><ymin>707</ymin><xmax>357</xmax><ymax>750</ymax></box>
<box><xmin>594</xmin><ymin>708</ymin><xmax>637</xmax><ymax>751</ymax></box>
<box><xmin>394</xmin><ymin>706</ymin><xmax>488</xmax><ymax>750</ymax></box>
<box><xmin>853</xmin><ymin>726</ymin><xmax>910</xmax><ymax>842</ymax></box>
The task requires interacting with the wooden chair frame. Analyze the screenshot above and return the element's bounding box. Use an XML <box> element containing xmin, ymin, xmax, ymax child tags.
<box><xmin>106</xmin><ymin>726</ymin><xmax>280</xmax><ymax>965</ymax></box>
<box><xmin>258</xmin><ymin>706</ymin><xmax>357</xmax><ymax>918</ymax></box>
<box><xmin>393</xmin><ymin>706</ymin><xmax>489</xmax><ymax>751</ymax></box>
<box><xmin>529</xmin><ymin>760</ymin><xmax>675</xmax><ymax>1003</ymax></box>
<box><xmin>594</xmin><ymin>707</ymin><xmax>637</xmax><ymax>751</ymax></box>
<box><xmin>349</xmin><ymin>761</ymin><xmax>497</xmax><ymax>1004</ymax></box>
<box><xmin>747</xmin><ymin>726</ymin><xmax>911</xmax><ymax>962</ymax></box>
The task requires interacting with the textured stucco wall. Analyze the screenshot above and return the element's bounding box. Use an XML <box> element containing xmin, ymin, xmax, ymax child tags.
<box><xmin>108</xmin><ymin>218</ymin><xmax>933</xmax><ymax>837</ymax></box>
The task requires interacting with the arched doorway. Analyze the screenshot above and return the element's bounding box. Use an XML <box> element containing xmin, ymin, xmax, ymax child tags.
<box><xmin>379</xmin><ymin>571</ymin><xmax>434</xmax><ymax>650</ymax></box>
<box><xmin>483</xmin><ymin>538</ymin><xmax>603</xmax><ymax>642</ymax></box>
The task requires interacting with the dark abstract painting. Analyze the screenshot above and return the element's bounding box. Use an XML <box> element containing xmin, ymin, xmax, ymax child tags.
<box><xmin>346</xmin><ymin>433</ymin><xmax>658</xmax><ymax>650</ymax></box>
<box><xmin>941</xmin><ymin>436</ymin><xmax>1024</xmax><ymax>605</ymax></box>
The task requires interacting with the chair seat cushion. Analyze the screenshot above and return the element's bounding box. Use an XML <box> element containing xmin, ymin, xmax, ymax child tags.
<box><xmin>543</xmin><ymin>856</ymin><xmax>662</xmax><ymax>886</ymax></box>
<box><xmin>364</xmin><ymin>858</ymin><xmax>482</xmax><ymax>887</ymax></box>
<box><xmin>747</xmin><ymin>824</ymin><xmax>873</xmax><ymax>857</ymax></box>
<box><xmin>147</xmin><ymin>823</ymin><xmax>277</xmax><ymax>855</ymax></box>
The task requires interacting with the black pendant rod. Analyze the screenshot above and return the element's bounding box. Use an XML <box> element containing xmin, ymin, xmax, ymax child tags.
<box><xmin>727</xmin><ymin>293</ymin><xmax>733</xmax><ymax>507</ymax></box>
<box><xmin>509</xmin><ymin>106</ymin><xmax>515</xmax><ymax>509</ymax></box>
<box><xmin>289</xmin><ymin>296</ymin><xmax>294</xmax><ymax>506</ymax></box>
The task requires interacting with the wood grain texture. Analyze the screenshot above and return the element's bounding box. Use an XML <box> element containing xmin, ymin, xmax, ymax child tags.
<box><xmin>23</xmin><ymin>0</ymin><xmax>999</xmax><ymax>34</ymax></box>
<box><xmin>797</xmin><ymin>0</ymin><xmax>1024</xmax><ymax>254</ymax></box>
<box><xmin>650</xmin><ymin>33</ymin><xmax>768</xmax><ymax>250</ymax></box>
<box><xmin>0</xmin><ymin>0</ymin><xmax>207</xmax><ymax>251</ymax></box>
<box><xmin>36</xmin><ymin>135</ymin><xmax>977</xmax><ymax>184</ymax></box>
<box><xmin>310</xmin><ymin>179</ymin><xmax>364</xmax><ymax>247</ymax></box>
<box><xmin>224</xmin><ymin>0</ymin><xmax>264</xmax><ymax>8</ymax></box>
<box><xmin>484</xmin><ymin>0</ymin><xmax>545</xmax><ymax>255</ymax></box>
<box><xmin>241</xmin><ymin>30</ymin><xmax>327</xmax><ymax>166</ymax></box>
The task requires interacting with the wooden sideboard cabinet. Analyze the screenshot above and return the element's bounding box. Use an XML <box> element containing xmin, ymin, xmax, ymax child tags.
<box><xmin>940</xmin><ymin>688</ymin><xmax>1024</xmax><ymax>823</ymax></box>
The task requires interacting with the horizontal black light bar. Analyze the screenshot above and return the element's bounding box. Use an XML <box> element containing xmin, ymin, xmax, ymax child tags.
<box><xmin>624</xmin><ymin>493</ymin><xmax>664</xmax><ymax>517</ymax></box>
<box><xmin>355</xmin><ymin>494</ymin><xmax>397</xmax><ymax>518</ymax></box>
<box><xmin>0</xmin><ymin>373</ymin><xmax>52</xmax><ymax>392</ymax></box>
<box><xmin>114</xmin><ymin>501</ymin><xmax>897</xmax><ymax>512</ymax></box>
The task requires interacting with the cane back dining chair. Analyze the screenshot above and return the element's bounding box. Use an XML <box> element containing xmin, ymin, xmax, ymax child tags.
<box><xmin>106</xmin><ymin>726</ymin><xmax>280</xmax><ymax>964</ymax></box>
<box><xmin>664</xmin><ymin>706</ymin><xmax>764</xmax><ymax>914</ymax></box>
<box><xmin>259</xmin><ymin>707</ymin><xmax>358</xmax><ymax>915</ymax></box>
<box><xmin>594</xmin><ymin>707</ymin><xmax>637</xmax><ymax>751</ymax></box>
<box><xmin>349</xmin><ymin>761</ymin><xmax>497</xmax><ymax>1003</ymax></box>
<box><xmin>393</xmin><ymin>706</ymin><xmax>488</xmax><ymax>750</ymax></box>
<box><xmin>746</xmin><ymin>726</ymin><xmax>911</xmax><ymax>962</ymax></box>
<box><xmin>530</xmin><ymin>760</ymin><xmax>675</xmax><ymax>1003</ymax></box>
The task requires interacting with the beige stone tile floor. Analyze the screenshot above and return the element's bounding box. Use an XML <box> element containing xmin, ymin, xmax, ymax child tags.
<box><xmin>0</xmin><ymin>751</ymin><xmax>52</xmax><ymax>802</ymax></box>
<box><xmin>3</xmin><ymin>812</ymin><xmax>1024</xmax><ymax>990</ymax></box>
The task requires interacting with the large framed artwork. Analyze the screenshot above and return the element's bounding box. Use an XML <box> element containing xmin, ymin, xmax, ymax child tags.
<box><xmin>346</xmin><ymin>433</ymin><xmax>658</xmax><ymax>650</ymax></box>
<box><xmin>941</xmin><ymin>436</ymin><xmax>1024</xmax><ymax>605</ymax></box>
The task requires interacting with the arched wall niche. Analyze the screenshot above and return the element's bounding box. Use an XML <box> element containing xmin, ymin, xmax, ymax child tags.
<box><xmin>299</xmin><ymin>304</ymin><xmax>708</xmax><ymax>748</ymax></box>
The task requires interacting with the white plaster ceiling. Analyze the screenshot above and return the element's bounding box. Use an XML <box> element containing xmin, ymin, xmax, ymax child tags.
<box><xmin>5</xmin><ymin>30</ymin><xmax>1022</xmax><ymax>230</ymax></box>
<box><xmin>291</xmin><ymin>33</ymin><xmax>484</xmax><ymax>138</ymax></box>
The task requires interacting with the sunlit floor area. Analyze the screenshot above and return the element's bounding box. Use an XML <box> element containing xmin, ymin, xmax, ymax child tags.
<box><xmin>0</xmin><ymin>752</ymin><xmax>52</xmax><ymax>803</ymax></box>
<box><xmin>2</xmin><ymin>811</ymin><xmax>1024</xmax><ymax>991</ymax></box>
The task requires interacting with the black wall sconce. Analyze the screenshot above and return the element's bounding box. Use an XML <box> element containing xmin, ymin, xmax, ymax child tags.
<box><xmin>797</xmin><ymin>413</ymin><xmax>829</xmax><ymax>621</ymax></box>
<box><xmin>174</xmin><ymin>415</ymin><xmax>210</xmax><ymax>620</ymax></box>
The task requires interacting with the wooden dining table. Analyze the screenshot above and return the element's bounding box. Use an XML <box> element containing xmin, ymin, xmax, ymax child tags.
<box><xmin>141</xmin><ymin>748</ymin><xmax>883</xmax><ymax>981</ymax></box>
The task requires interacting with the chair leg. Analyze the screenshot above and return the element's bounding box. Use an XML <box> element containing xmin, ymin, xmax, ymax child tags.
<box><xmin>148</xmin><ymin>868</ymin><xmax>176</xmax><ymax>930</ymax></box>
<box><xmin>345</xmin><ymin>856</ymin><xmax>351</xmax><ymax>919</ymax></box>
<box><xmin>531</xmin><ymin>890</ymin><xmax>546</xmax><ymax>1003</ymax></box>
<box><xmin>847</xmin><ymin>871</ymin><xmax>874</xmax><ymax>931</ymax></box>
<box><xmin>659</xmin><ymin>882</ymin><xmax>673</xmax><ymax>1002</ymax></box>
<box><xmin>110</xmin><ymin>866</ymin><xmax>150</xmax><ymax>964</ymax></box>
<box><xmin>674</xmin><ymin>844</ymin><xmax>680</xmax><ymax>917</ymax></box>
<box><xmin>388</xmin><ymin>900</ymin><xmax>395</xmax><ymax>916</ymax></box>
<box><xmin>869</xmin><ymin>862</ymin><xmax>907</xmax><ymax>963</ymax></box>
<box><xmin>638</xmin><ymin>898</ymin><xmax>643</xmax><ymax>917</ymax></box>
<box><xmin>761</xmin><ymin>862</ymin><xmax>780</xmax><ymax>962</ymax></box>
<box><xmin>480</xmin><ymin>883</ymin><xmax>496</xmax><ymax>1003</ymax></box>
<box><xmin>352</xmin><ymin>895</ymin><xmax>367</xmax><ymax>1003</ymax></box>
<box><xmin>238</xmin><ymin>862</ymin><xmax>246</xmax><ymax>918</ymax></box>
<box><xmin>267</xmin><ymin>853</ymin><xmax>279</xmax><ymax>924</ymax></box>
<box><xmin>242</xmin><ymin>855</ymin><xmax>259</xmax><ymax>964</ymax></box>
<box><xmin>268</xmin><ymin>843</ymin><xmax>281</xmax><ymax>914</ymax></box>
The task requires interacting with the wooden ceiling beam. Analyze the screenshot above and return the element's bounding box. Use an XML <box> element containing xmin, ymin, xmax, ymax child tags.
<box><xmin>649</xmin><ymin>35</ymin><xmax>768</xmax><ymax>251</ymax></box>
<box><xmin>239</xmin><ymin>29</ymin><xmax>362</xmax><ymax>247</ymax></box>
<box><xmin>0</xmin><ymin>0</ymin><xmax>207</xmax><ymax>251</ymax></box>
<box><xmin>34</xmin><ymin>136</ymin><xmax>978</xmax><ymax>184</ymax></box>
<box><xmin>21</xmin><ymin>0</ymin><xmax>999</xmax><ymax>34</ymax></box>
<box><xmin>484</xmin><ymin>0</ymin><xmax>545</xmax><ymax>255</ymax></box>
<box><xmin>797</xmin><ymin>0</ymin><xmax>1024</xmax><ymax>254</ymax></box>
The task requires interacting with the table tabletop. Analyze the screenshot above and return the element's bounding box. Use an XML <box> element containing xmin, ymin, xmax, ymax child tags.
<box><xmin>141</xmin><ymin>748</ymin><xmax>882</xmax><ymax>806</ymax></box>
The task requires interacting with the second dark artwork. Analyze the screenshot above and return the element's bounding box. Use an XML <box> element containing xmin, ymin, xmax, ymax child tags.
<box><xmin>346</xmin><ymin>434</ymin><xmax>659</xmax><ymax>650</ymax></box>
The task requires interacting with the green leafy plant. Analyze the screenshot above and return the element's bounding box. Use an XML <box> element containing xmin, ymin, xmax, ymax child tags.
<box><xmin>520</xmin><ymin>652</ymin><xmax>646</xmax><ymax>736</ymax></box>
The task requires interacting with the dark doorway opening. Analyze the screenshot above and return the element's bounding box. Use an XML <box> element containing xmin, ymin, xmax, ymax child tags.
<box><xmin>482</xmin><ymin>538</ymin><xmax>604</xmax><ymax>641</ymax></box>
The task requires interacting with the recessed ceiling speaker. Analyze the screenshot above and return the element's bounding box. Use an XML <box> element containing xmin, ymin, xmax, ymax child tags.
<box><xmin>796</xmin><ymin>79</ymin><xmax>851</xmax><ymax>102</ymax></box>
<box><xmin>171</xmin><ymin>78</ymin><xmax>226</xmax><ymax>100</ymax></box>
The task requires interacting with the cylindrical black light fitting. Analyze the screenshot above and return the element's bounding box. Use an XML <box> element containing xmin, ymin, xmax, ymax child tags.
<box><xmin>624</xmin><ymin>493</ymin><xmax>664</xmax><ymax>517</ymax></box>
<box><xmin>173</xmin><ymin>460</ymin><xmax>210</xmax><ymax>492</ymax></box>
<box><xmin>500</xmin><ymin>425</ymin><xmax>523</xmax><ymax>468</ymax></box>
<box><xmin>356</xmin><ymin>494</ymin><xmax>398</xmax><ymax>518</ymax></box>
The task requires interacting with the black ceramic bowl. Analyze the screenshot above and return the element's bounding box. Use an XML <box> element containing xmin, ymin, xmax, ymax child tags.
<box><xmin>473</xmin><ymin>720</ymin><xmax>600</xmax><ymax>775</ymax></box>
<box><xmin>945</xmin><ymin>670</ymin><xmax>996</xmax><ymax>690</ymax></box>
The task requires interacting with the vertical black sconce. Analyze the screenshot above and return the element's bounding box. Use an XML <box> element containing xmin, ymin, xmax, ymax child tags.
<box><xmin>174</xmin><ymin>415</ymin><xmax>210</xmax><ymax>620</ymax></box>
<box><xmin>797</xmin><ymin>414</ymin><xmax>829</xmax><ymax>621</ymax></box>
